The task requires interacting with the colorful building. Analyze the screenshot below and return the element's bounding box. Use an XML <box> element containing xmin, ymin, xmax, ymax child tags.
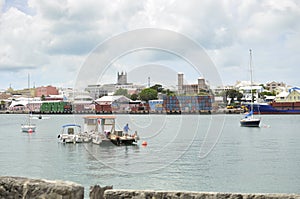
<box><xmin>35</xmin><ymin>86</ymin><xmax>59</xmax><ymax>97</ymax></box>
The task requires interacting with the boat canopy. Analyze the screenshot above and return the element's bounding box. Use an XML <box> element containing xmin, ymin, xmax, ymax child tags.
<box><xmin>83</xmin><ymin>115</ymin><xmax>116</xmax><ymax>119</ymax></box>
<box><xmin>62</xmin><ymin>124</ymin><xmax>81</xmax><ymax>128</ymax></box>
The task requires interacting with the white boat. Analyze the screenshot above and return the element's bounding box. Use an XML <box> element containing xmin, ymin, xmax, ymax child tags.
<box><xmin>57</xmin><ymin>124</ymin><xmax>91</xmax><ymax>144</ymax></box>
<box><xmin>21</xmin><ymin>74</ymin><xmax>36</xmax><ymax>133</ymax></box>
<box><xmin>30</xmin><ymin>115</ymin><xmax>50</xmax><ymax>120</ymax></box>
<box><xmin>240</xmin><ymin>111</ymin><xmax>261</xmax><ymax>127</ymax></box>
<box><xmin>240</xmin><ymin>49</ymin><xmax>261</xmax><ymax>127</ymax></box>
<box><xmin>21</xmin><ymin>124</ymin><xmax>36</xmax><ymax>133</ymax></box>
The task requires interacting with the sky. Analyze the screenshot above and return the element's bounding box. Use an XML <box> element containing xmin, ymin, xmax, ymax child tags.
<box><xmin>0</xmin><ymin>0</ymin><xmax>299</xmax><ymax>90</ymax></box>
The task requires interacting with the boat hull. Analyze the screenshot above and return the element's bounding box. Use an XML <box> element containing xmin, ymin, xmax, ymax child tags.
<box><xmin>21</xmin><ymin>125</ymin><xmax>36</xmax><ymax>133</ymax></box>
<box><xmin>110</xmin><ymin>138</ymin><xmax>137</xmax><ymax>146</ymax></box>
<box><xmin>240</xmin><ymin>119</ymin><xmax>260</xmax><ymax>127</ymax></box>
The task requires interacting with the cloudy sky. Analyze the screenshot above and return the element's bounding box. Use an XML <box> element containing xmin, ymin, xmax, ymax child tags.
<box><xmin>0</xmin><ymin>0</ymin><xmax>299</xmax><ymax>90</ymax></box>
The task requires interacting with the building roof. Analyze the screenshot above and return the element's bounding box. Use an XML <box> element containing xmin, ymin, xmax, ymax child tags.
<box><xmin>288</xmin><ymin>87</ymin><xmax>300</xmax><ymax>93</ymax></box>
<box><xmin>95</xmin><ymin>95</ymin><xmax>130</xmax><ymax>103</ymax></box>
<box><xmin>277</xmin><ymin>91</ymin><xmax>289</xmax><ymax>97</ymax></box>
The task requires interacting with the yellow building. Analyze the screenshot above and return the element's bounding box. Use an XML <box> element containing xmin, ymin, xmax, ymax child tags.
<box><xmin>275</xmin><ymin>88</ymin><xmax>300</xmax><ymax>102</ymax></box>
<box><xmin>286</xmin><ymin>90</ymin><xmax>300</xmax><ymax>102</ymax></box>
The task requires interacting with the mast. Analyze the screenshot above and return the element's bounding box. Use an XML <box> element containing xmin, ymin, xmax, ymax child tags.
<box><xmin>249</xmin><ymin>49</ymin><xmax>254</xmax><ymax>118</ymax></box>
<box><xmin>27</xmin><ymin>74</ymin><xmax>31</xmax><ymax>125</ymax></box>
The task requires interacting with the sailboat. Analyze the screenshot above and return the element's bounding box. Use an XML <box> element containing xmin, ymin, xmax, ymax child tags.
<box><xmin>240</xmin><ymin>49</ymin><xmax>261</xmax><ymax>127</ymax></box>
<box><xmin>21</xmin><ymin>74</ymin><xmax>36</xmax><ymax>133</ymax></box>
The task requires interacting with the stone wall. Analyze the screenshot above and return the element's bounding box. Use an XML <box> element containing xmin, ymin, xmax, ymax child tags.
<box><xmin>89</xmin><ymin>185</ymin><xmax>113</xmax><ymax>199</ymax></box>
<box><xmin>1</xmin><ymin>176</ymin><xmax>300</xmax><ymax>199</ymax></box>
<box><xmin>0</xmin><ymin>176</ymin><xmax>84</xmax><ymax>199</ymax></box>
<box><xmin>104</xmin><ymin>190</ymin><xmax>300</xmax><ymax>199</ymax></box>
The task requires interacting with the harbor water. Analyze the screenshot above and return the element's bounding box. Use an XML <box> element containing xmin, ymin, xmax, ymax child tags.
<box><xmin>0</xmin><ymin>114</ymin><xmax>299</xmax><ymax>196</ymax></box>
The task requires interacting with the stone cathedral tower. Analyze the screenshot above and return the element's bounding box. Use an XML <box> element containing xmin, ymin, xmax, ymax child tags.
<box><xmin>117</xmin><ymin>72</ymin><xmax>127</xmax><ymax>85</ymax></box>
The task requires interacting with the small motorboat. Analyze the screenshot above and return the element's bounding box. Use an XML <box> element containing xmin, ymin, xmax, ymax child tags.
<box><xmin>58</xmin><ymin>124</ymin><xmax>91</xmax><ymax>144</ymax></box>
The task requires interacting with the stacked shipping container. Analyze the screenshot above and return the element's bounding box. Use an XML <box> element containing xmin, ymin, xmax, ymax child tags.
<box><xmin>162</xmin><ymin>96</ymin><xmax>213</xmax><ymax>114</ymax></box>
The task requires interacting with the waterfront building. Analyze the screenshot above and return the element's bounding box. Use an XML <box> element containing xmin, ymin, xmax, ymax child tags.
<box><xmin>177</xmin><ymin>73</ymin><xmax>209</xmax><ymax>95</ymax></box>
<box><xmin>266</xmin><ymin>81</ymin><xmax>286</xmax><ymax>92</ymax></box>
<box><xmin>212</xmin><ymin>85</ymin><xmax>234</xmax><ymax>96</ymax></box>
<box><xmin>0</xmin><ymin>92</ymin><xmax>12</xmax><ymax>110</ymax></box>
<box><xmin>275</xmin><ymin>87</ymin><xmax>300</xmax><ymax>102</ymax></box>
<box><xmin>8</xmin><ymin>88</ymin><xmax>35</xmax><ymax>98</ymax></box>
<box><xmin>95</xmin><ymin>95</ymin><xmax>131</xmax><ymax>113</ymax></box>
<box><xmin>85</xmin><ymin>84</ymin><xmax>116</xmax><ymax>99</ymax></box>
<box><xmin>35</xmin><ymin>86</ymin><xmax>59</xmax><ymax>97</ymax></box>
<box><xmin>85</xmin><ymin>72</ymin><xmax>146</xmax><ymax>99</ymax></box>
<box><xmin>73</xmin><ymin>95</ymin><xmax>94</xmax><ymax>113</ymax></box>
<box><xmin>238</xmin><ymin>85</ymin><xmax>263</xmax><ymax>102</ymax></box>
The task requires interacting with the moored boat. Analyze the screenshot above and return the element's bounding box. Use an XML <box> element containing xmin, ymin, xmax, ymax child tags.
<box><xmin>83</xmin><ymin>115</ymin><xmax>139</xmax><ymax>146</ymax></box>
<box><xmin>57</xmin><ymin>124</ymin><xmax>91</xmax><ymax>144</ymax></box>
<box><xmin>21</xmin><ymin>74</ymin><xmax>36</xmax><ymax>133</ymax></box>
<box><xmin>21</xmin><ymin>124</ymin><xmax>36</xmax><ymax>133</ymax></box>
<box><xmin>240</xmin><ymin>111</ymin><xmax>261</xmax><ymax>127</ymax></box>
<box><xmin>240</xmin><ymin>49</ymin><xmax>261</xmax><ymax>127</ymax></box>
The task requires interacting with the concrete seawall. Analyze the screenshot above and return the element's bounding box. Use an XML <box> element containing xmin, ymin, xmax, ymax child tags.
<box><xmin>1</xmin><ymin>176</ymin><xmax>300</xmax><ymax>199</ymax></box>
<box><xmin>0</xmin><ymin>176</ymin><xmax>84</xmax><ymax>199</ymax></box>
<box><xmin>104</xmin><ymin>190</ymin><xmax>300</xmax><ymax>199</ymax></box>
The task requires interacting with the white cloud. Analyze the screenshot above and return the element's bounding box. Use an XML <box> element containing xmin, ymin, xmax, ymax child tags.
<box><xmin>0</xmin><ymin>0</ymin><xmax>300</xmax><ymax>90</ymax></box>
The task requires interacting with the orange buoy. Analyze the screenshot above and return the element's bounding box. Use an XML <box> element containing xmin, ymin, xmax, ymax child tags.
<box><xmin>141</xmin><ymin>141</ymin><xmax>147</xmax><ymax>146</ymax></box>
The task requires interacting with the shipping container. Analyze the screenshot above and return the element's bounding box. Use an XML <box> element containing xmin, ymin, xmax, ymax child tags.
<box><xmin>163</xmin><ymin>95</ymin><xmax>212</xmax><ymax>114</ymax></box>
<box><xmin>40</xmin><ymin>101</ymin><xmax>72</xmax><ymax>114</ymax></box>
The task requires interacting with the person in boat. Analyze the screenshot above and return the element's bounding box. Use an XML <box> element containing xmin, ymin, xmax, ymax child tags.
<box><xmin>104</xmin><ymin>130</ymin><xmax>111</xmax><ymax>138</ymax></box>
<box><xmin>123</xmin><ymin>123</ymin><xmax>130</xmax><ymax>136</ymax></box>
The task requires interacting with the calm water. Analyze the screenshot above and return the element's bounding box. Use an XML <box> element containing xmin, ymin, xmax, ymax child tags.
<box><xmin>0</xmin><ymin>114</ymin><xmax>299</xmax><ymax>197</ymax></box>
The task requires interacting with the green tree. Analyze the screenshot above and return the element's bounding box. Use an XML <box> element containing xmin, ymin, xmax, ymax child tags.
<box><xmin>0</xmin><ymin>100</ymin><xmax>5</xmax><ymax>110</ymax></box>
<box><xmin>150</xmin><ymin>84</ymin><xmax>163</xmax><ymax>92</ymax></box>
<box><xmin>162</xmin><ymin>89</ymin><xmax>175</xmax><ymax>96</ymax></box>
<box><xmin>130</xmin><ymin>93</ymin><xmax>138</xmax><ymax>101</ymax></box>
<box><xmin>114</xmin><ymin>88</ymin><xmax>129</xmax><ymax>97</ymax></box>
<box><xmin>41</xmin><ymin>95</ymin><xmax>46</xmax><ymax>101</ymax></box>
<box><xmin>139</xmin><ymin>88</ymin><xmax>158</xmax><ymax>102</ymax></box>
<box><xmin>226</xmin><ymin>89</ymin><xmax>243</xmax><ymax>104</ymax></box>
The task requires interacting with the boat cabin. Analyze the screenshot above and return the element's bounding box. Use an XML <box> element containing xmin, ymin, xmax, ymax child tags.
<box><xmin>83</xmin><ymin>115</ymin><xmax>118</xmax><ymax>135</ymax></box>
<box><xmin>61</xmin><ymin>124</ymin><xmax>81</xmax><ymax>135</ymax></box>
<box><xmin>83</xmin><ymin>115</ymin><xmax>138</xmax><ymax>146</ymax></box>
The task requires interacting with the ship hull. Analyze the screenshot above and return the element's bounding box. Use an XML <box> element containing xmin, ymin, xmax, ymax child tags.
<box><xmin>245</xmin><ymin>102</ymin><xmax>300</xmax><ymax>114</ymax></box>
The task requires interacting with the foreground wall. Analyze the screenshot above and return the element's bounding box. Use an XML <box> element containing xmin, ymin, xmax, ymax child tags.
<box><xmin>0</xmin><ymin>176</ymin><xmax>84</xmax><ymax>199</ymax></box>
<box><xmin>1</xmin><ymin>176</ymin><xmax>299</xmax><ymax>199</ymax></box>
<box><xmin>104</xmin><ymin>190</ymin><xmax>300</xmax><ymax>199</ymax></box>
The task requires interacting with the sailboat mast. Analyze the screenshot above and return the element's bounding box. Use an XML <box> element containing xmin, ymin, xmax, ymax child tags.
<box><xmin>28</xmin><ymin>74</ymin><xmax>31</xmax><ymax>125</ymax></box>
<box><xmin>249</xmin><ymin>49</ymin><xmax>254</xmax><ymax>117</ymax></box>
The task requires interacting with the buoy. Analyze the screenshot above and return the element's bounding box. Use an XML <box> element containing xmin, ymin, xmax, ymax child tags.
<box><xmin>28</xmin><ymin>129</ymin><xmax>33</xmax><ymax>133</ymax></box>
<box><xmin>141</xmin><ymin>141</ymin><xmax>147</xmax><ymax>146</ymax></box>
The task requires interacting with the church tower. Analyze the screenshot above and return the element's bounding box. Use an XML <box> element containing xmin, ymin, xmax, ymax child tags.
<box><xmin>117</xmin><ymin>71</ymin><xmax>127</xmax><ymax>85</ymax></box>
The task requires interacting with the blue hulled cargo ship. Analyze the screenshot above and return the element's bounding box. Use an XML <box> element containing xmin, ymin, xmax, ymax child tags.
<box><xmin>245</xmin><ymin>102</ymin><xmax>300</xmax><ymax>114</ymax></box>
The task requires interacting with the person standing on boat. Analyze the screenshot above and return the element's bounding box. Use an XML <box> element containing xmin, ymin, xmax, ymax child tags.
<box><xmin>123</xmin><ymin>123</ymin><xmax>130</xmax><ymax>136</ymax></box>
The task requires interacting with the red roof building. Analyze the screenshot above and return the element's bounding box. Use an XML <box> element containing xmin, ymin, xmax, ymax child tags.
<box><xmin>35</xmin><ymin>86</ymin><xmax>59</xmax><ymax>97</ymax></box>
